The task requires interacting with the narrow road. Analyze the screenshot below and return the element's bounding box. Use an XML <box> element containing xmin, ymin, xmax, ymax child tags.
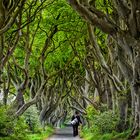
<box><xmin>47</xmin><ymin>126</ymin><xmax>81</xmax><ymax>140</ymax></box>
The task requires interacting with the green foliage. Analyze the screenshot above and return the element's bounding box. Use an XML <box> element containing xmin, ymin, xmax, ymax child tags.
<box><xmin>0</xmin><ymin>106</ymin><xmax>13</xmax><ymax>137</ymax></box>
<box><xmin>12</xmin><ymin>117</ymin><xmax>28</xmax><ymax>139</ymax></box>
<box><xmin>24</xmin><ymin>106</ymin><xmax>40</xmax><ymax>133</ymax></box>
<box><xmin>86</xmin><ymin>105</ymin><xmax>118</xmax><ymax>133</ymax></box>
<box><xmin>93</xmin><ymin>111</ymin><xmax>118</xmax><ymax>133</ymax></box>
<box><xmin>95</xmin><ymin>0</ymin><xmax>113</xmax><ymax>15</ymax></box>
<box><xmin>81</xmin><ymin>105</ymin><xmax>130</xmax><ymax>140</ymax></box>
<box><xmin>24</xmin><ymin>106</ymin><xmax>54</xmax><ymax>140</ymax></box>
<box><xmin>81</xmin><ymin>126</ymin><xmax>130</xmax><ymax>140</ymax></box>
<box><xmin>0</xmin><ymin>106</ymin><xmax>28</xmax><ymax>140</ymax></box>
<box><xmin>86</xmin><ymin>105</ymin><xmax>99</xmax><ymax>120</ymax></box>
<box><xmin>27</xmin><ymin>126</ymin><xmax>53</xmax><ymax>140</ymax></box>
<box><xmin>86</xmin><ymin>106</ymin><xmax>117</xmax><ymax>133</ymax></box>
<box><xmin>0</xmin><ymin>106</ymin><xmax>54</xmax><ymax>140</ymax></box>
<box><xmin>80</xmin><ymin>126</ymin><xmax>98</xmax><ymax>140</ymax></box>
<box><xmin>112</xmin><ymin>130</ymin><xmax>131</xmax><ymax>140</ymax></box>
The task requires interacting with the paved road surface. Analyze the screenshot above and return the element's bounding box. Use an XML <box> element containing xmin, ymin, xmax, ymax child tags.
<box><xmin>47</xmin><ymin>127</ymin><xmax>81</xmax><ymax>140</ymax></box>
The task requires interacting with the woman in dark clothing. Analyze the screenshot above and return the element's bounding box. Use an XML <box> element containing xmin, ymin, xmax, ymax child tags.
<box><xmin>71</xmin><ymin>111</ymin><xmax>82</xmax><ymax>137</ymax></box>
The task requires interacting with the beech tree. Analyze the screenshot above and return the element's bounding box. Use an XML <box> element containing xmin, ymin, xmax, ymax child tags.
<box><xmin>0</xmin><ymin>0</ymin><xmax>140</xmax><ymax>139</ymax></box>
<box><xmin>68</xmin><ymin>0</ymin><xmax>140</xmax><ymax>137</ymax></box>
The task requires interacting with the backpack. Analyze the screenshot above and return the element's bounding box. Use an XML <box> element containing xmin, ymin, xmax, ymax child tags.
<box><xmin>71</xmin><ymin>117</ymin><xmax>78</xmax><ymax>125</ymax></box>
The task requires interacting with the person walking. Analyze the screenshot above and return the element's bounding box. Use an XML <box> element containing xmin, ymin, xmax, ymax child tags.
<box><xmin>71</xmin><ymin>111</ymin><xmax>82</xmax><ymax>137</ymax></box>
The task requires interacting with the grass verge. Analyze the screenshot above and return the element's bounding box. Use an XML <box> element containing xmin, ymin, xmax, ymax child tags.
<box><xmin>27</xmin><ymin>126</ymin><xmax>54</xmax><ymax>140</ymax></box>
<box><xmin>80</xmin><ymin>128</ymin><xmax>131</xmax><ymax>140</ymax></box>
